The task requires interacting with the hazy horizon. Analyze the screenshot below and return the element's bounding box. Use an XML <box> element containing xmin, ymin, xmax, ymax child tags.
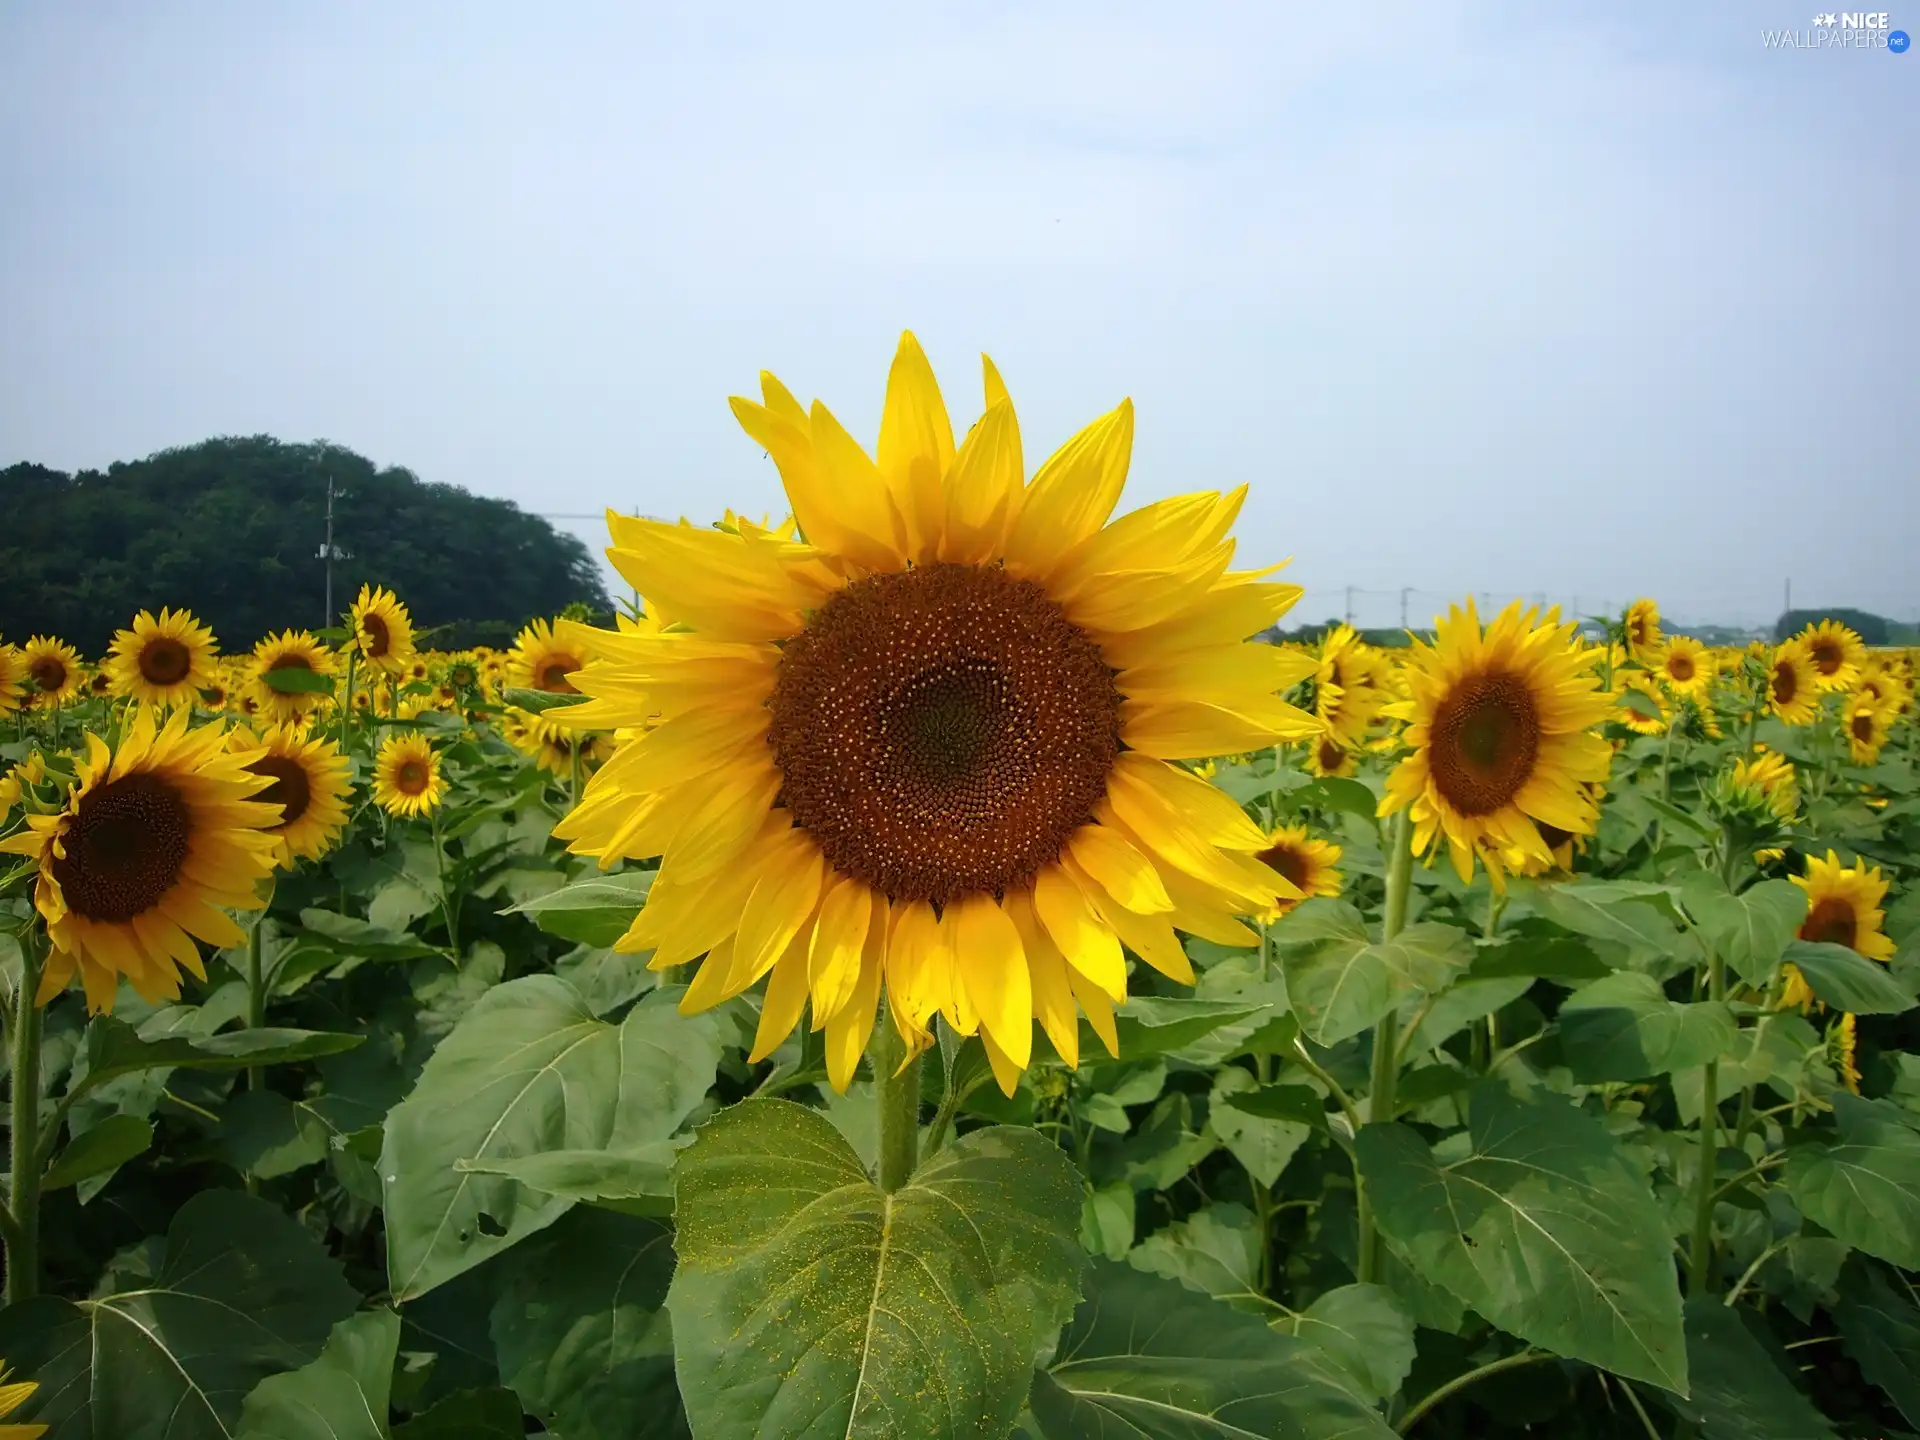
<box><xmin>3</xmin><ymin>1</ymin><xmax>1913</xmax><ymax>633</ymax></box>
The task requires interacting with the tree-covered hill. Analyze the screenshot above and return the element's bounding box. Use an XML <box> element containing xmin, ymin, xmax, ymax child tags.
<box><xmin>0</xmin><ymin>436</ymin><xmax>612</xmax><ymax>654</ymax></box>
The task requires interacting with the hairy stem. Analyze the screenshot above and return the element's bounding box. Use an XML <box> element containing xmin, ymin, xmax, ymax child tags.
<box><xmin>1688</xmin><ymin>944</ymin><xmax>1728</xmax><ymax>1293</ymax></box>
<box><xmin>1395</xmin><ymin>1350</ymin><xmax>1545</xmax><ymax>1434</ymax></box>
<box><xmin>873</xmin><ymin>1010</ymin><xmax>922</xmax><ymax>1193</ymax></box>
<box><xmin>1359</xmin><ymin>808</ymin><xmax>1414</xmax><ymax>1284</ymax></box>
<box><xmin>6</xmin><ymin>933</ymin><xmax>45</xmax><ymax>1305</ymax></box>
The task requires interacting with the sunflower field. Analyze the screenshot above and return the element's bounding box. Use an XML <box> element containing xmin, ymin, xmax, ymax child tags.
<box><xmin>2</xmin><ymin>338</ymin><xmax>1918</xmax><ymax>1440</ymax></box>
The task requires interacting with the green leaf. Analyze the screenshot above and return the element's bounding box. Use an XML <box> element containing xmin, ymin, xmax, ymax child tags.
<box><xmin>219</xmin><ymin>1090</ymin><xmax>331</xmax><ymax>1179</ymax></box>
<box><xmin>391</xmin><ymin>1389</ymin><xmax>527</xmax><ymax>1440</ymax></box>
<box><xmin>498</xmin><ymin>685</ymin><xmax>591</xmax><ymax>714</ymax></box>
<box><xmin>1208</xmin><ymin>1066</ymin><xmax>1310</xmax><ymax>1186</ymax></box>
<box><xmin>1642</xmin><ymin>795</ymin><xmax>1717</xmax><ymax>842</ymax></box>
<box><xmin>1275</xmin><ymin>900</ymin><xmax>1472</xmax><ymax>1047</ymax></box>
<box><xmin>380</xmin><ymin>978</ymin><xmax>722</xmax><ymax>1300</ymax></box>
<box><xmin>1782</xmin><ymin>939</ymin><xmax>1918</xmax><ymax>1015</ymax></box>
<box><xmin>0</xmin><ymin>1191</ymin><xmax>360</xmax><ymax>1439</ymax></box>
<box><xmin>1834</xmin><ymin>1261</ymin><xmax>1920</xmax><ymax>1427</ymax></box>
<box><xmin>42</xmin><ymin>1114</ymin><xmax>153</xmax><ymax>1192</ymax></box>
<box><xmin>1398</xmin><ymin>976</ymin><xmax>1533</xmax><ymax>1057</ymax></box>
<box><xmin>1221</xmin><ymin>1082</ymin><xmax>1328</xmax><ymax>1129</ymax></box>
<box><xmin>1468</xmin><ymin>930</ymin><xmax>1609</xmax><ymax>982</ymax></box>
<box><xmin>1558</xmin><ymin>972</ymin><xmax>1739</xmax><ymax>1082</ymax></box>
<box><xmin>237</xmin><ymin>1309</ymin><xmax>400</xmax><ymax>1440</ymax></box>
<box><xmin>456</xmin><ymin>1141</ymin><xmax>678</xmax><ymax>1210</ymax></box>
<box><xmin>490</xmin><ymin>1207</ymin><xmax>684</xmax><ymax>1439</ymax></box>
<box><xmin>1355</xmin><ymin>1082</ymin><xmax>1688</xmax><ymax>1393</ymax></box>
<box><xmin>555</xmin><ymin>944</ymin><xmax>657</xmax><ymax>1015</ymax></box>
<box><xmin>667</xmin><ymin>1098</ymin><xmax>1084</xmax><ymax>1440</ymax></box>
<box><xmin>1029</xmin><ymin>1260</ymin><xmax>1396</xmax><ymax>1440</ymax></box>
<box><xmin>260</xmin><ymin>665</ymin><xmax>337</xmax><ymax>694</ymax></box>
<box><xmin>1785</xmin><ymin>1093</ymin><xmax>1920</xmax><ymax>1268</ymax></box>
<box><xmin>1296</xmin><ymin>776</ymin><xmax>1380</xmax><ymax>823</ymax></box>
<box><xmin>1073</xmin><ymin>996</ymin><xmax>1267</xmax><ymax>1066</ymax></box>
<box><xmin>71</xmin><ymin>1015</ymin><xmax>365</xmax><ymax>1098</ymax></box>
<box><xmin>294</xmin><ymin>907</ymin><xmax>442</xmax><ymax>962</ymax></box>
<box><xmin>503</xmin><ymin>870</ymin><xmax>655</xmax><ymax>946</ymax></box>
<box><xmin>1521</xmin><ymin>879</ymin><xmax>1680</xmax><ymax>951</ymax></box>
<box><xmin>1679</xmin><ymin>875</ymin><xmax>1807</xmax><ymax>988</ymax></box>
<box><xmin>1668</xmin><ymin>1297</ymin><xmax>1835</xmax><ymax>1439</ymax></box>
<box><xmin>1130</xmin><ymin>1203</ymin><xmax>1260</xmax><ymax>1303</ymax></box>
<box><xmin>1282</xmin><ymin>1283</ymin><xmax>1417</xmax><ymax>1404</ymax></box>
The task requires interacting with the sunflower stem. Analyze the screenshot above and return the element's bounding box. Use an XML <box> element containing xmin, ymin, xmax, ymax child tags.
<box><xmin>341</xmin><ymin>649</ymin><xmax>357</xmax><ymax>753</ymax></box>
<box><xmin>431</xmin><ymin>809</ymin><xmax>460</xmax><ymax>954</ymax></box>
<box><xmin>246</xmin><ymin>906</ymin><xmax>270</xmax><ymax>1091</ymax></box>
<box><xmin>1688</xmin><ymin>943</ymin><xmax>1727</xmax><ymax>1294</ymax></box>
<box><xmin>873</xmin><ymin>1010</ymin><xmax>921</xmax><ymax>1193</ymax></box>
<box><xmin>1358</xmin><ymin>808</ymin><xmax>1414</xmax><ymax>1285</ymax></box>
<box><xmin>6</xmin><ymin>930</ymin><xmax>45</xmax><ymax>1305</ymax></box>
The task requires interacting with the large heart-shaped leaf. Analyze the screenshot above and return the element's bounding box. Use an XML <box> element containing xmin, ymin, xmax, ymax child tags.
<box><xmin>1521</xmin><ymin>879</ymin><xmax>1680</xmax><ymax>952</ymax></box>
<box><xmin>1275</xmin><ymin>900</ymin><xmax>1472</xmax><ymax>1046</ymax></box>
<box><xmin>1679</xmin><ymin>875</ymin><xmax>1807</xmax><ymax>988</ymax></box>
<box><xmin>1281</xmin><ymin>1283</ymin><xmax>1417</xmax><ymax>1404</ymax></box>
<box><xmin>504</xmin><ymin>870</ymin><xmax>655</xmax><ymax>946</ymax></box>
<box><xmin>0</xmin><ymin>1190</ymin><xmax>359</xmax><ymax>1439</ymax></box>
<box><xmin>1667</xmin><ymin>1297</ymin><xmax>1834</xmax><ymax>1439</ymax></box>
<box><xmin>70</xmin><ymin>1015</ymin><xmax>365</xmax><ymax>1098</ymax></box>
<box><xmin>1558</xmin><ymin>971</ymin><xmax>1739</xmax><ymax>1082</ymax></box>
<box><xmin>1355</xmin><ymin>1082</ymin><xmax>1688</xmax><ymax>1393</ymax></box>
<box><xmin>1782</xmin><ymin>940</ymin><xmax>1918</xmax><ymax>1015</ymax></box>
<box><xmin>1786</xmin><ymin>1093</ymin><xmax>1920</xmax><ymax>1268</ymax></box>
<box><xmin>1834</xmin><ymin>1261</ymin><xmax>1920</xmax><ymax>1427</ymax></box>
<box><xmin>380</xmin><ymin>977</ymin><xmax>721</xmax><ymax>1299</ymax></box>
<box><xmin>1028</xmin><ymin>1260</ymin><xmax>1396</xmax><ymax>1439</ymax></box>
<box><xmin>236</xmin><ymin>1309</ymin><xmax>400</xmax><ymax>1440</ymax></box>
<box><xmin>667</xmin><ymin>1097</ymin><xmax>1084</xmax><ymax>1440</ymax></box>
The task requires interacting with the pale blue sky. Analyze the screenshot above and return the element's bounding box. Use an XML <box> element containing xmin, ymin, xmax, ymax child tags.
<box><xmin>1</xmin><ymin>1</ymin><xmax>1913</xmax><ymax>630</ymax></box>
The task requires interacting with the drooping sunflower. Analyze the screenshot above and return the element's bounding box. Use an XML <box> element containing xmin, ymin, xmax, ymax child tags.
<box><xmin>0</xmin><ymin>645</ymin><xmax>24</xmax><ymax>715</ymax></box>
<box><xmin>20</xmin><ymin>636</ymin><xmax>83</xmax><ymax>706</ymax></box>
<box><xmin>248</xmin><ymin>630</ymin><xmax>338</xmax><ymax>724</ymax></box>
<box><xmin>1831</xmin><ymin>1012</ymin><xmax>1862</xmax><ymax>1094</ymax></box>
<box><xmin>508</xmin><ymin>617</ymin><xmax>590</xmax><ymax>695</ymax></box>
<box><xmin>0</xmin><ymin>707</ymin><xmax>279</xmax><ymax>1012</ymax></box>
<box><xmin>1624</xmin><ymin>598</ymin><xmax>1662</xmax><ymax>663</ymax></box>
<box><xmin>1800</xmin><ymin>619</ymin><xmax>1865</xmax><ymax>692</ymax></box>
<box><xmin>350</xmin><ymin>584</ymin><xmax>418</xmax><ymax>677</ymax></box>
<box><xmin>105</xmin><ymin>607</ymin><xmax>220</xmax><ymax>708</ymax></box>
<box><xmin>1793</xmin><ymin>850</ymin><xmax>1895</xmax><ymax>961</ymax></box>
<box><xmin>1381</xmin><ymin>600</ymin><xmax>1615</xmax><ymax>886</ymax></box>
<box><xmin>1615</xmin><ymin>674</ymin><xmax>1671</xmax><ymax>736</ymax></box>
<box><xmin>1731</xmin><ymin>748</ymin><xmax>1799</xmax><ymax>822</ymax></box>
<box><xmin>0</xmin><ymin>1356</ymin><xmax>48</xmax><ymax>1439</ymax></box>
<box><xmin>553</xmin><ymin>333</ymin><xmax>1320</xmax><ymax>1093</ymax></box>
<box><xmin>1765</xmin><ymin>640</ymin><xmax>1819</xmax><ymax>725</ymax></box>
<box><xmin>1255</xmin><ymin>825</ymin><xmax>1343</xmax><ymax>919</ymax></box>
<box><xmin>372</xmin><ymin>732</ymin><xmax>446</xmax><ymax>817</ymax></box>
<box><xmin>504</xmin><ymin>706</ymin><xmax>612</xmax><ymax>776</ymax></box>
<box><xmin>227</xmin><ymin>723</ymin><xmax>353</xmax><ymax>866</ymax></box>
<box><xmin>1656</xmin><ymin>635</ymin><xmax>1715</xmax><ymax>697</ymax></box>
<box><xmin>1314</xmin><ymin>625</ymin><xmax>1387</xmax><ymax>747</ymax></box>
<box><xmin>1842</xmin><ymin>691</ymin><xmax>1895</xmax><ymax>765</ymax></box>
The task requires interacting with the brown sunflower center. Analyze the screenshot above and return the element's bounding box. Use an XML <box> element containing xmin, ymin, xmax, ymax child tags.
<box><xmin>1316</xmin><ymin>736</ymin><xmax>1346</xmax><ymax>772</ymax></box>
<box><xmin>91</xmin><ymin>672</ymin><xmax>113</xmax><ymax>694</ymax></box>
<box><xmin>450</xmin><ymin>663</ymin><xmax>477</xmax><ymax>688</ymax></box>
<box><xmin>246</xmin><ymin>754</ymin><xmax>313</xmax><ymax>828</ymax></box>
<box><xmin>361</xmin><ymin>613</ymin><xmax>391</xmax><ymax>657</ymax></box>
<box><xmin>1801</xmin><ymin>896</ymin><xmax>1858</xmax><ymax>950</ymax></box>
<box><xmin>1257</xmin><ymin>842</ymin><xmax>1312</xmax><ymax>892</ymax></box>
<box><xmin>1771</xmin><ymin>661</ymin><xmax>1798</xmax><ymax>705</ymax></box>
<box><xmin>1809</xmin><ymin>638</ymin><xmax>1842</xmax><ymax>675</ymax></box>
<box><xmin>140</xmin><ymin>636</ymin><xmax>193</xmax><ymax>686</ymax></box>
<box><xmin>396</xmin><ymin>759</ymin><xmax>429</xmax><ymax>795</ymax></box>
<box><xmin>51</xmin><ymin>772</ymin><xmax>192</xmax><ymax>923</ymax></box>
<box><xmin>767</xmin><ymin>563</ymin><xmax>1121</xmax><ymax>905</ymax></box>
<box><xmin>537</xmin><ymin>656</ymin><xmax>582</xmax><ymax>693</ymax></box>
<box><xmin>1851</xmin><ymin>712</ymin><xmax>1876</xmax><ymax>742</ymax></box>
<box><xmin>1538</xmin><ymin>820</ymin><xmax>1573</xmax><ymax>851</ymax></box>
<box><xmin>29</xmin><ymin>656</ymin><xmax>67</xmax><ymax>692</ymax></box>
<box><xmin>1666</xmin><ymin>653</ymin><xmax>1694</xmax><ymax>682</ymax></box>
<box><xmin>1427</xmin><ymin>669</ymin><xmax>1541</xmax><ymax>817</ymax></box>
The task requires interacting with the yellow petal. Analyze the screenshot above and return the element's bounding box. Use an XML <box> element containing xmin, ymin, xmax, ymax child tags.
<box><xmin>748</xmin><ymin>939</ymin><xmax>813</xmax><ymax>1063</ymax></box>
<box><xmin>1066</xmin><ymin>825</ymin><xmax>1173</xmax><ymax>914</ymax></box>
<box><xmin>727</xmin><ymin>835</ymin><xmax>826</xmax><ymax>991</ymax></box>
<box><xmin>825</xmin><ymin>916</ymin><xmax>885</xmax><ymax>1094</ymax></box>
<box><xmin>1033</xmin><ymin>865</ymin><xmax>1127</xmax><ymax>1002</ymax></box>
<box><xmin>977</xmin><ymin>1026</ymin><xmax>1024</xmax><ymax>1098</ymax></box>
<box><xmin>1002</xmin><ymin>401</ymin><xmax>1134</xmax><ymax>581</ymax></box>
<box><xmin>808</xmin><ymin>877</ymin><xmax>874</xmax><ymax>1025</ymax></box>
<box><xmin>875</xmin><ymin>331</ymin><xmax>954</xmax><ymax>563</ymax></box>
<box><xmin>1007</xmin><ymin>890</ymin><xmax>1080</xmax><ymax>1069</ymax></box>
<box><xmin>939</xmin><ymin>399</ymin><xmax>1022</xmax><ymax>565</ymax></box>
<box><xmin>1067</xmin><ymin>965</ymin><xmax>1121</xmax><ymax>1058</ymax></box>
<box><xmin>948</xmin><ymin>894</ymin><xmax>1032</xmax><ymax>1069</ymax></box>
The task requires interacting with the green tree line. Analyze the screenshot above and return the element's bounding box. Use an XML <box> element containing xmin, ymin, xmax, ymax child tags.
<box><xmin>0</xmin><ymin>436</ymin><xmax>612</xmax><ymax>654</ymax></box>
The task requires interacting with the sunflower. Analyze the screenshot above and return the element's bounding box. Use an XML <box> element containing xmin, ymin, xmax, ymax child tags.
<box><xmin>1314</xmin><ymin>625</ymin><xmax>1387</xmax><ymax>747</ymax></box>
<box><xmin>1856</xmin><ymin>661</ymin><xmax>1911</xmax><ymax>716</ymax></box>
<box><xmin>505</xmin><ymin>707</ymin><xmax>612</xmax><ymax>776</ymax></box>
<box><xmin>228</xmin><ymin>724</ymin><xmax>353</xmax><ymax>866</ymax></box>
<box><xmin>20</xmin><ymin>636</ymin><xmax>82</xmax><ymax>706</ymax></box>
<box><xmin>552</xmin><ymin>333</ymin><xmax>1319</xmax><ymax>1093</ymax></box>
<box><xmin>0</xmin><ymin>707</ymin><xmax>279</xmax><ymax>1012</ymax></box>
<box><xmin>372</xmin><ymin>732</ymin><xmax>445</xmax><ymax>817</ymax></box>
<box><xmin>1381</xmin><ymin>600</ymin><xmax>1615</xmax><ymax>886</ymax></box>
<box><xmin>350</xmin><ymin>584</ymin><xmax>418</xmax><ymax>677</ymax></box>
<box><xmin>105</xmin><ymin>607</ymin><xmax>220</xmax><ymax>708</ymax></box>
<box><xmin>1624</xmin><ymin>598</ymin><xmax>1662</xmax><ymax>663</ymax></box>
<box><xmin>1657</xmin><ymin>635</ymin><xmax>1714</xmax><ymax>697</ymax></box>
<box><xmin>1615</xmin><ymin>674</ymin><xmax>1671</xmax><ymax>736</ymax></box>
<box><xmin>1255</xmin><ymin>825</ymin><xmax>1343</xmax><ymax>919</ymax></box>
<box><xmin>446</xmin><ymin>654</ymin><xmax>481</xmax><ymax>691</ymax></box>
<box><xmin>0</xmin><ymin>645</ymin><xmax>24</xmax><ymax>715</ymax></box>
<box><xmin>508</xmin><ymin>617</ymin><xmax>591</xmax><ymax>695</ymax></box>
<box><xmin>1306</xmin><ymin>731</ymin><xmax>1358</xmax><ymax>778</ymax></box>
<box><xmin>0</xmin><ymin>1357</ymin><xmax>48</xmax><ymax>1440</ymax></box>
<box><xmin>248</xmin><ymin>630</ymin><xmax>338</xmax><ymax>724</ymax></box>
<box><xmin>1731</xmin><ymin>749</ymin><xmax>1799</xmax><ymax>822</ymax></box>
<box><xmin>1832</xmin><ymin>1012</ymin><xmax>1862</xmax><ymax>1094</ymax></box>
<box><xmin>1793</xmin><ymin>850</ymin><xmax>1894</xmax><ymax>961</ymax></box>
<box><xmin>1800</xmin><ymin>619</ymin><xmax>1865</xmax><ymax>692</ymax></box>
<box><xmin>1765</xmin><ymin>640</ymin><xmax>1819</xmax><ymax>725</ymax></box>
<box><xmin>1842</xmin><ymin>692</ymin><xmax>1895</xmax><ymax>765</ymax></box>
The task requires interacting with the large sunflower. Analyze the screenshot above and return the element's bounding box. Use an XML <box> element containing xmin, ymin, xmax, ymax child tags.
<box><xmin>20</xmin><ymin>636</ymin><xmax>82</xmax><ymax>706</ymax></box>
<box><xmin>1313</xmin><ymin>625</ymin><xmax>1387</xmax><ymax>747</ymax></box>
<box><xmin>1766</xmin><ymin>640</ymin><xmax>1820</xmax><ymax>725</ymax></box>
<box><xmin>508</xmin><ymin>617</ymin><xmax>589</xmax><ymax>695</ymax></box>
<box><xmin>0</xmin><ymin>645</ymin><xmax>24</xmax><ymax>715</ymax></box>
<box><xmin>1255</xmin><ymin>825</ymin><xmax>1343</xmax><ymax>918</ymax></box>
<box><xmin>249</xmin><ymin>630</ymin><xmax>339</xmax><ymax>724</ymax></box>
<box><xmin>0</xmin><ymin>707</ymin><xmax>279</xmax><ymax>1012</ymax></box>
<box><xmin>228</xmin><ymin>723</ymin><xmax>353</xmax><ymax>865</ymax></box>
<box><xmin>1624</xmin><ymin>598</ymin><xmax>1662</xmax><ymax>663</ymax></box>
<box><xmin>553</xmin><ymin>333</ymin><xmax>1319</xmax><ymax>1092</ymax></box>
<box><xmin>1656</xmin><ymin>635</ymin><xmax>1714</xmax><ymax>697</ymax></box>
<box><xmin>106</xmin><ymin>607</ymin><xmax>220</xmax><ymax>708</ymax></box>
<box><xmin>1793</xmin><ymin>850</ymin><xmax>1894</xmax><ymax>961</ymax></box>
<box><xmin>350</xmin><ymin>584</ymin><xmax>418</xmax><ymax>677</ymax></box>
<box><xmin>1381</xmin><ymin>600</ymin><xmax>1615</xmax><ymax>885</ymax></box>
<box><xmin>372</xmin><ymin>732</ymin><xmax>446</xmax><ymax>818</ymax></box>
<box><xmin>1800</xmin><ymin>619</ymin><xmax>1865</xmax><ymax>692</ymax></box>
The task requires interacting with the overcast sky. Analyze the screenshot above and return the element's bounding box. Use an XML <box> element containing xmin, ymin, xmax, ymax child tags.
<box><xmin>2</xmin><ymin>1</ymin><xmax>1913</xmax><ymax>630</ymax></box>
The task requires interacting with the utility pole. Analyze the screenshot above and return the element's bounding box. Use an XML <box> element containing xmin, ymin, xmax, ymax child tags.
<box><xmin>317</xmin><ymin>463</ymin><xmax>350</xmax><ymax>626</ymax></box>
<box><xmin>1784</xmin><ymin>577</ymin><xmax>1792</xmax><ymax>620</ymax></box>
<box><xmin>1399</xmin><ymin>586</ymin><xmax>1411</xmax><ymax>629</ymax></box>
<box><xmin>1344</xmin><ymin>585</ymin><xmax>1355</xmax><ymax>627</ymax></box>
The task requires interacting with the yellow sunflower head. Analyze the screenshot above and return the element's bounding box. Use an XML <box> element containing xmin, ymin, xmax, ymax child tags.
<box><xmin>1624</xmin><ymin>599</ymin><xmax>1662</xmax><ymax>662</ymax></box>
<box><xmin>552</xmin><ymin>332</ymin><xmax>1321</xmax><ymax>1093</ymax></box>
<box><xmin>227</xmin><ymin>723</ymin><xmax>353</xmax><ymax>867</ymax></box>
<box><xmin>1766</xmin><ymin>640</ymin><xmax>1820</xmax><ymax>725</ymax></box>
<box><xmin>1306</xmin><ymin>731</ymin><xmax>1359</xmax><ymax>778</ymax></box>
<box><xmin>0</xmin><ymin>707</ymin><xmax>280</xmax><ymax>1013</ymax></box>
<box><xmin>0</xmin><ymin>644</ymin><xmax>25</xmax><ymax>716</ymax></box>
<box><xmin>1800</xmin><ymin>619</ymin><xmax>1866</xmax><ymax>692</ymax></box>
<box><xmin>1381</xmin><ymin>599</ymin><xmax>1614</xmax><ymax>886</ymax></box>
<box><xmin>1793</xmin><ymin>850</ymin><xmax>1894</xmax><ymax>962</ymax></box>
<box><xmin>509</xmin><ymin>618</ymin><xmax>590</xmax><ymax>695</ymax></box>
<box><xmin>1831</xmin><ymin>1012</ymin><xmax>1862</xmax><ymax>1094</ymax></box>
<box><xmin>0</xmin><ymin>1356</ymin><xmax>47</xmax><ymax>1439</ymax></box>
<box><xmin>350</xmin><ymin>584</ymin><xmax>417</xmax><ymax>676</ymax></box>
<box><xmin>1855</xmin><ymin>661</ymin><xmax>1911</xmax><ymax>716</ymax></box>
<box><xmin>1254</xmin><ymin>824</ymin><xmax>1343</xmax><ymax>919</ymax></box>
<box><xmin>20</xmin><ymin>636</ymin><xmax>83</xmax><ymax>706</ymax></box>
<box><xmin>1615</xmin><ymin>674</ymin><xmax>1671</xmax><ymax>736</ymax></box>
<box><xmin>249</xmin><ymin>630</ymin><xmax>338</xmax><ymax>723</ymax></box>
<box><xmin>1314</xmin><ymin>625</ymin><xmax>1387</xmax><ymax>747</ymax></box>
<box><xmin>1729</xmin><ymin>749</ymin><xmax>1799</xmax><ymax>823</ymax></box>
<box><xmin>1842</xmin><ymin>691</ymin><xmax>1895</xmax><ymax>765</ymax></box>
<box><xmin>372</xmin><ymin>732</ymin><xmax>445</xmax><ymax>818</ymax></box>
<box><xmin>106</xmin><ymin>607</ymin><xmax>220</xmax><ymax>708</ymax></box>
<box><xmin>1657</xmin><ymin>635</ymin><xmax>1715</xmax><ymax>696</ymax></box>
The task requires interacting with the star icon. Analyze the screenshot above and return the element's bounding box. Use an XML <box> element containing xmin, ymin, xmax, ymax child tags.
<box><xmin>1814</xmin><ymin>12</ymin><xmax>1837</xmax><ymax>24</ymax></box>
